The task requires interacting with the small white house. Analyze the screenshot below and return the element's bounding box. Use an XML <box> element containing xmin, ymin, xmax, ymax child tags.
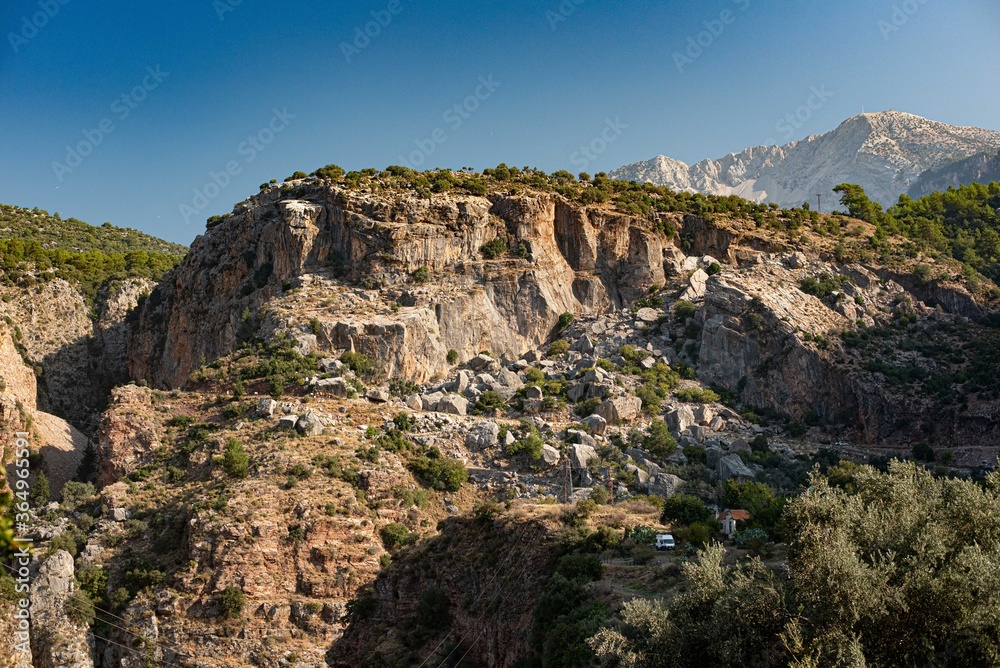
<box><xmin>718</xmin><ymin>509</ymin><xmax>751</xmax><ymax>538</ymax></box>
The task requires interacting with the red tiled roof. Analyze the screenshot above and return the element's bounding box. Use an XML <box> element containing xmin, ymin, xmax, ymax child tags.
<box><xmin>719</xmin><ymin>509</ymin><xmax>751</xmax><ymax>521</ymax></box>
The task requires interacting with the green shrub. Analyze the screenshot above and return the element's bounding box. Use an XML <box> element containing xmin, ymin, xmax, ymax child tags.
<box><xmin>65</xmin><ymin>591</ymin><xmax>95</xmax><ymax>626</ymax></box>
<box><xmin>913</xmin><ymin>442</ymin><xmax>935</xmax><ymax>462</ymax></box>
<box><xmin>675</xmin><ymin>387</ymin><xmax>720</xmax><ymax>403</ymax></box>
<box><xmin>674</xmin><ymin>300</ymin><xmax>697</xmax><ymax>320</ymax></box>
<box><xmin>409</xmin><ymin>450</ymin><xmax>468</xmax><ymax>492</ymax></box>
<box><xmin>380</xmin><ymin>522</ymin><xmax>413</xmax><ymax>550</ymax></box>
<box><xmin>61</xmin><ymin>481</ymin><xmax>95</xmax><ymax>511</ymax></box>
<box><xmin>506</xmin><ymin>428</ymin><xmax>544</xmax><ymax>461</ymax></box>
<box><xmin>311</xmin><ymin>164</ymin><xmax>346</xmax><ymax>181</ymax></box>
<box><xmin>340</xmin><ymin>351</ymin><xmax>375</xmax><ymax>377</ymax></box>
<box><xmin>222</xmin><ymin>439</ymin><xmax>249</xmax><ymax>479</ymax></box>
<box><xmin>706</xmin><ymin>262</ymin><xmax>722</xmax><ymax>276</ymax></box>
<box><xmin>447</xmin><ymin>349</ymin><xmax>459</xmax><ymax>365</ymax></box>
<box><xmin>475</xmin><ymin>390</ymin><xmax>508</xmax><ymax>413</ymax></box>
<box><xmin>218</xmin><ymin>586</ymin><xmax>245</xmax><ymax>619</ymax></box>
<box><xmin>480</xmin><ymin>237</ymin><xmax>507</xmax><ymax>259</ymax></box>
<box><xmin>661</xmin><ymin>494</ymin><xmax>714</xmax><ymax>526</ymax></box>
<box><xmin>642</xmin><ymin>420</ymin><xmax>678</xmax><ymax>459</ymax></box>
<box><xmin>411</xmin><ymin>266</ymin><xmax>431</xmax><ymax>284</ymax></box>
<box><xmin>28</xmin><ymin>471</ymin><xmax>50</xmax><ymax>508</ymax></box>
<box><xmin>415</xmin><ymin>588</ymin><xmax>451</xmax><ymax>632</ymax></box>
<box><xmin>549</xmin><ymin>339</ymin><xmax>570</xmax><ymax>356</ymax></box>
<box><xmin>556</xmin><ymin>312</ymin><xmax>576</xmax><ymax>331</ymax></box>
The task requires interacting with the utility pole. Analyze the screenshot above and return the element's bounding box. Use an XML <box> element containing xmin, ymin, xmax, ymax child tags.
<box><xmin>816</xmin><ymin>194</ymin><xmax>822</xmax><ymax>214</ymax></box>
<box><xmin>607</xmin><ymin>467</ymin><xmax>615</xmax><ymax>505</ymax></box>
<box><xmin>562</xmin><ymin>458</ymin><xmax>572</xmax><ymax>504</ymax></box>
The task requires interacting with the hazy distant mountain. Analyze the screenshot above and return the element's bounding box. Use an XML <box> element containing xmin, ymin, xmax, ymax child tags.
<box><xmin>908</xmin><ymin>151</ymin><xmax>1000</xmax><ymax>199</ymax></box>
<box><xmin>611</xmin><ymin>111</ymin><xmax>1000</xmax><ymax>209</ymax></box>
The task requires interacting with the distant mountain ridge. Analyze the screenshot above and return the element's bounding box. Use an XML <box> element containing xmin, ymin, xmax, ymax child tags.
<box><xmin>611</xmin><ymin>111</ymin><xmax>1000</xmax><ymax>209</ymax></box>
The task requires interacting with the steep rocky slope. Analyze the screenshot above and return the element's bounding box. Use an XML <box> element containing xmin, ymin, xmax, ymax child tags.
<box><xmin>0</xmin><ymin>325</ymin><xmax>88</xmax><ymax>501</ymax></box>
<box><xmin>908</xmin><ymin>150</ymin><xmax>1000</xmax><ymax>198</ymax></box>
<box><xmin>612</xmin><ymin>111</ymin><xmax>1000</xmax><ymax>208</ymax></box>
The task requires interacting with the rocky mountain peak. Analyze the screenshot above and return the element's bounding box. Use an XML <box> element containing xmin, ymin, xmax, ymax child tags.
<box><xmin>611</xmin><ymin>111</ymin><xmax>1000</xmax><ymax>208</ymax></box>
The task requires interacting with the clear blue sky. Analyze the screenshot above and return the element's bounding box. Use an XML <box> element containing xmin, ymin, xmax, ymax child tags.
<box><xmin>2</xmin><ymin>0</ymin><xmax>998</xmax><ymax>245</ymax></box>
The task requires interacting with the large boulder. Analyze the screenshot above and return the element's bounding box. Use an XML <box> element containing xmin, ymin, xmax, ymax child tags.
<box><xmin>717</xmin><ymin>454</ymin><xmax>755</xmax><ymax>481</ymax></box>
<box><xmin>595</xmin><ymin>396</ymin><xmax>642</xmax><ymax>425</ymax></box>
<box><xmin>648</xmin><ymin>473</ymin><xmax>685</xmax><ymax>497</ymax></box>
<box><xmin>541</xmin><ymin>444</ymin><xmax>561</xmax><ymax>466</ymax></box>
<box><xmin>665</xmin><ymin>406</ymin><xmax>697</xmax><ymax>435</ymax></box>
<box><xmin>295</xmin><ymin>411</ymin><xmax>325</xmax><ymax>436</ymax></box>
<box><xmin>570</xmin><ymin>443</ymin><xmax>598</xmax><ymax>470</ymax></box>
<box><xmin>465</xmin><ymin>422</ymin><xmax>500</xmax><ymax>450</ymax></box>
<box><xmin>30</xmin><ymin>550</ymin><xmax>94</xmax><ymax>668</ymax></box>
<box><xmin>316</xmin><ymin>377</ymin><xmax>349</xmax><ymax>397</ymax></box>
<box><xmin>497</xmin><ymin>368</ymin><xmax>523</xmax><ymax>390</ymax></box>
<box><xmin>679</xmin><ymin>269</ymin><xmax>710</xmax><ymax>301</ymax></box>
<box><xmin>256</xmin><ymin>397</ymin><xmax>278</xmax><ymax>418</ymax></box>
<box><xmin>436</xmin><ymin>395</ymin><xmax>469</xmax><ymax>416</ymax></box>
<box><xmin>582</xmin><ymin>414</ymin><xmax>607</xmax><ymax>436</ymax></box>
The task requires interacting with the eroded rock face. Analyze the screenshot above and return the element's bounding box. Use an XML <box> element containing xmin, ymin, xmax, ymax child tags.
<box><xmin>97</xmin><ymin>385</ymin><xmax>160</xmax><ymax>486</ymax></box>
<box><xmin>0</xmin><ymin>277</ymin><xmax>153</xmax><ymax>430</ymax></box>
<box><xmin>127</xmin><ymin>186</ymin><xmax>680</xmax><ymax>388</ymax></box>
<box><xmin>30</xmin><ymin>550</ymin><xmax>94</xmax><ymax>668</ymax></box>
<box><xmin>697</xmin><ymin>270</ymin><xmax>896</xmax><ymax>442</ymax></box>
<box><xmin>0</xmin><ymin>327</ymin><xmax>88</xmax><ymax>501</ymax></box>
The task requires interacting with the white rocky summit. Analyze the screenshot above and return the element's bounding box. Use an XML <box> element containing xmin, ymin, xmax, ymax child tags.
<box><xmin>611</xmin><ymin>111</ymin><xmax>1000</xmax><ymax>208</ymax></box>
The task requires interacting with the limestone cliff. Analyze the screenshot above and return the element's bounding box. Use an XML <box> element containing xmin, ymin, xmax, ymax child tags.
<box><xmin>128</xmin><ymin>185</ymin><xmax>677</xmax><ymax>388</ymax></box>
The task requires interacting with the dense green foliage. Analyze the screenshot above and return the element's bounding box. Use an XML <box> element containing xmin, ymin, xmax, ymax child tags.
<box><xmin>0</xmin><ymin>204</ymin><xmax>185</xmax><ymax>303</ymax></box>
<box><xmin>835</xmin><ymin>181</ymin><xmax>1000</xmax><ymax>283</ymax></box>
<box><xmin>408</xmin><ymin>448</ymin><xmax>468</xmax><ymax>492</ymax></box>
<box><xmin>590</xmin><ymin>461</ymin><xmax>1000</xmax><ymax>667</ymax></box>
<box><xmin>217</xmin><ymin>585</ymin><xmax>246</xmax><ymax>619</ymax></box>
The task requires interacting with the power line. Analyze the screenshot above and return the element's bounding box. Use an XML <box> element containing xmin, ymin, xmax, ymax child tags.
<box><xmin>414</xmin><ymin>522</ymin><xmax>536</xmax><ymax>668</ymax></box>
<box><xmin>433</xmin><ymin>526</ymin><xmax>544</xmax><ymax>668</ymax></box>
<box><xmin>0</xmin><ymin>560</ymin><xmax>196</xmax><ymax>664</ymax></box>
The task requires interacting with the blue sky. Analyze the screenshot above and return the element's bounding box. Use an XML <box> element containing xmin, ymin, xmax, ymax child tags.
<box><xmin>1</xmin><ymin>0</ymin><xmax>998</xmax><ymax>244</ymax></box>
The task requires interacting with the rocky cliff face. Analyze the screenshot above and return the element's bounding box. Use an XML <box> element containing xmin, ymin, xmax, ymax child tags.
<box><xmin>908</xmin><ymin>150</ymin><xmax>1000</xmax><ymax>198</ymax></box>
<box><xmin>0</xmin><ymin>277</ymin><xmax>152</xmax><ymax>431</ymax></box>
<box><xmin>612</xmin><ymin>111</ymin><xmax>1000</xmax><ymax>208</ymax></box>
<box><xmin>0</xmin><ymin>326</ymin><xmax>88</xmax><ymax>500</ymax></box>
<box><xmin>128</xmin><ymin>184</ymin><xmax>678</xmax><ymax>389</ymax></box>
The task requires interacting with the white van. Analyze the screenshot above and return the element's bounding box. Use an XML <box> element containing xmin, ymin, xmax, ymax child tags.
<box><xmin>655</xmin><ymin>534</ymin><xmax>675</xmax><ymax>551</ymax></box>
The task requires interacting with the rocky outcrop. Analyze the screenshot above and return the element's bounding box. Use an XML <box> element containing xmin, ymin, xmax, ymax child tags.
<box><xmin>96</xmin><ymin>385</ymin><xmax>160</xmax><ymax>486</ymax></box>
<box><xmin>128</xmin><ymin>185</ymin><xmax>680</xmax><ymax>388</ymax></box>
<box><xmin>696</xmin><ymin>269</ymin><xmax>896</xmax><ymax>441</ymax></box>
<box><xmin>29</xmin><ymin>550</ymin><xmax>94</xmax><ymax>668</ymax></box>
